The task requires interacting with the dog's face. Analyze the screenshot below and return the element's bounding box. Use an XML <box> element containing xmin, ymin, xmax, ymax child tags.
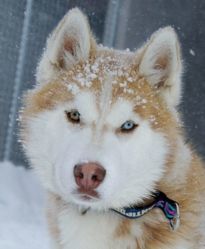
<box><xmin>21</xmin><ymin>9</ymin><xmax>182</xmax><ymax>210</ymax></box>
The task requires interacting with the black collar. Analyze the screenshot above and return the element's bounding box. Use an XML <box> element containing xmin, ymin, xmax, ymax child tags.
<box><xmin>111</xmin><ymin>191</ymin><xmax>180</xmax><ymax>231</ymax></box>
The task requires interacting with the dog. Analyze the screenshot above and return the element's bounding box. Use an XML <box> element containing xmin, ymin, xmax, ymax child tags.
<box><xmin>20</xmin><ymin>8</ymin><xmax>205</xmax><ymax>249</ymax></box>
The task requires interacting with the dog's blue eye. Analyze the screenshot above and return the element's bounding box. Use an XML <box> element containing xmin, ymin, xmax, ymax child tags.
<box><xmin>121</xmin><ymin>120</ymin><xmax>137</xmax><ymax>132</ymax></box>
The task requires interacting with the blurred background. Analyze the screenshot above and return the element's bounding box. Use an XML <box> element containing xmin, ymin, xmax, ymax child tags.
<box><xmin>0</xmin><ymin>0</ymin><xmax>205</xmax><ymax>167</ymax></box>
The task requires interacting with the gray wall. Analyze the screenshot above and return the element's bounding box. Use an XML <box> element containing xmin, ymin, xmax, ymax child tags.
<box><xmin>0</xmin><ymin>0</ymin><xmax>205</xmax><ymax>166</ymax></box>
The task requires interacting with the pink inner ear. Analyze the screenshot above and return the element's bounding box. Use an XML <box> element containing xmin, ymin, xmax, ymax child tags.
<box><xmin>58</xmin><ymin>37</ymin><xmax>77</xmax><ymax>68</ymax></box>
<box><xmin>64</xmin><ymin>37</ymin><xmax>76</xmax><ymax>56</ymax></box>
<box><xmin>154</xmin><ymin>54</ymin><xmax>169</xmax><ymax>70</ymax></box>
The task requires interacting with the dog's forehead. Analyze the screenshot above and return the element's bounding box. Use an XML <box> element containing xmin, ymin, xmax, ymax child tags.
<box><xmin>65</xmin><ymin>52</ymin><xmax>146</xmax><ymax>103</ymax></box>
<box><xmin>66</xmin><ymin>54</ymin><xmax>139</xmax><ymax>116</ymax></box>
<box><xmin>66</xmin><ymin>54</ymin><xmax>154</xmax><ymax>106</ymax></box>
<box><xmin>65</xmin><ymin>51</ymin><xmax>136</xmax><ymax>89</ymax></box>
<box><xmin>74</xmin><ymin>90</ymin><xmax>135</xmax><ymax>125</ymax></box>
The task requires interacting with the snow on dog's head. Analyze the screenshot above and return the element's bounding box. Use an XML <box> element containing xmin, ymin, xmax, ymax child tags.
<box><xmin>21</xmin><ymin>8</ymin><xmax>183</xmax><ymax>210</ymax></box>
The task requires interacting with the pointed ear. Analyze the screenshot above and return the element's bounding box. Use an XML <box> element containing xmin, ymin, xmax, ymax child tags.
<box><xmin>139</xmin><ymin>27</ymin><xmax>183</xmax><ymax>107</ymax></box>
<box><xmin>36</xmin><ymin>8</ymin><xmax>96</xmax><ymax>84</ymax></box>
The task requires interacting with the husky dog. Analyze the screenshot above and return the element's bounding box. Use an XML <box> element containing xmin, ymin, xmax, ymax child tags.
<box><xmin>20</xmin><ymin>8</ymin><xmax>205</xmax><ymax>249</ymax></box>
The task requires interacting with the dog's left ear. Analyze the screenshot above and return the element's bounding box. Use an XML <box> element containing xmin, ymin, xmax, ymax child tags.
<box><xmin>139</xmin><ymin>27</ymin><xmax>183</xmax><ymax>107</ymax></box>
<box><xmin>37</xmin><ymin>8</ymin><xmax>96</xmax><ymax>84</ymax></box>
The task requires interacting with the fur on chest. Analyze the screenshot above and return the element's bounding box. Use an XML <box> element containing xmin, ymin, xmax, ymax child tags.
<box><xmin>47</xmin><ymin>196</ymin><xmax>196</xmax><ymax>249</ymax></box>
<box><xmin>48</xmin><ymin>202</ymin><xmax>138</xmax><ymax>249</ymax></box>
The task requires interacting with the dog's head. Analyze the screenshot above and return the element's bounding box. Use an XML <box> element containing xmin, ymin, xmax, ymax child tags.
<box><xmin>21</xmin><ymin>8</ymin><xmax>183</xmax><ymax>210</ymax></box>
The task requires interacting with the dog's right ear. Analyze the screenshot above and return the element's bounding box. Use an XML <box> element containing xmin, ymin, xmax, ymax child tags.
<box><xmin>36</xmin><ymin>8</ymin><xmax>96</xmax><ymax>84</ymax></box>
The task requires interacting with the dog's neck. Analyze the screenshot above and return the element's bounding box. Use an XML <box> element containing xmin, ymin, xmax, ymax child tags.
<box><xmin>77</xmin><ymin>191</ymin><xmax>180</xmax><ymax>231</ymax></box>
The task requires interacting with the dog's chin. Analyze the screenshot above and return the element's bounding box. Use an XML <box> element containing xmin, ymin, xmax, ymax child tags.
<box><xmin>70</xmin><ymin>193</ymin><xmax>107</xmax><ymax>211</ymax></box>
<box><xmin>59</xmin><ymin>188</ymin><xmax>149</xmax><ymax>212</ymax></box>
<box><xmin>63</xmin><ymin>188</ymin><xmax>106</xmax><ymax>210</ymax></box>
<box><xmin>68</xmin><ymin>195</ymin><xmax>140</xmax><ymax>212</ymax></box>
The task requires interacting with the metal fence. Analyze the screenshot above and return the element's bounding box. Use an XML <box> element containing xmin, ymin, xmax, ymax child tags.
<box><xmin>0</xmin><ymin>0</ymin><xmax>205</xmax><ymax>166</ymax></box>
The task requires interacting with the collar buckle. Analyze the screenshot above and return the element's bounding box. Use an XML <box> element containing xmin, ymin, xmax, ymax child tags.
<box><xmin>169</xmin><ymin>203</ymin><xmax>180</xmax><ymax>231</ymax></box>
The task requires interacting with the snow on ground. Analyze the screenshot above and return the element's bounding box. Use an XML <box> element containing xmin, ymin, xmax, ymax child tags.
<box><xmin>0</xmin><ymin>161</ymin><xmax>49</xmax><ymax>249</ymax></box>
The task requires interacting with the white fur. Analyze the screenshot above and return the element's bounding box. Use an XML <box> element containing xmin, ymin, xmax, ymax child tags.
<box><xmin>74</xmin><ymin>91</ymin><xmax>98</xmax><ymax>123</ymax></box>
<box><xmin>139</xmin><ymin>27</ymin><xmax>182</xmax><ymax>107</ymax></box>
<box><xmin>106</xmin><ymin>100</ymin><xmax>140</xmax><ymax>127</ymax></box>
<box><xmin>58</xmin><ymin>207</ymin><xmax>137</xmax><ymax>249</ymax></box>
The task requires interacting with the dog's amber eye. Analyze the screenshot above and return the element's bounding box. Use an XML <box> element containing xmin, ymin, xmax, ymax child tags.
<box><xmin>121</xmin><ymin>120</ymin><xmax>138</xmax><ymax>132</ymax></box>
<box><xmin>65</xmin><ymin>109</ymin><xmax>80</xmax><ymax>123</ymax></box>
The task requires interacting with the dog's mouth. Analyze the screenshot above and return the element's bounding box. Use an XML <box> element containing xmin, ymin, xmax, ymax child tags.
<box><xmin>73</xmin><ymin>188</ymin><xmax>100</xmax><ymax>201</ymax></box>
